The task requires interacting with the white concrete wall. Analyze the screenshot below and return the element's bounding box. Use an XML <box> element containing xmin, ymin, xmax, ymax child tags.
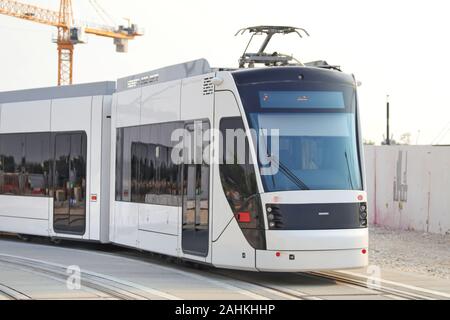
<box><xmin>365</xmin><ymin>145</ymin><xmax>450</xmax><ymax>235</ymax></box>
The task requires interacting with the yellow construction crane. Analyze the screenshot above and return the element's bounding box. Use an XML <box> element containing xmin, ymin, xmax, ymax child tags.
<box><xmin>0</xmin><ymin>0</ymin><xmax>143</xmax><ymax>85</ymax></box>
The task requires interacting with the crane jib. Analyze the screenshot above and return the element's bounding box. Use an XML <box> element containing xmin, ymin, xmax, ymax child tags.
<box><xmin>0</xmin><ymin>0</ymin><xmax>143</xmax><ymax>85</ymax></box>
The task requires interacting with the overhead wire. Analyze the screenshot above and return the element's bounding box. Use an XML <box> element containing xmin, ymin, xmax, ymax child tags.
<box><xmin>87</xmin><ymin>0</ymin><xmax>117</xmax><ymax>26</ymax></box>
<box><xmin>431</xmin><ymin>121</ymin><xmax>450</xmax><ymax>145</ymax></box>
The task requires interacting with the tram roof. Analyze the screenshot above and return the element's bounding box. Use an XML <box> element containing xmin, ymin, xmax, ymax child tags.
<box><xmin>0</xmin><ymin>81</ymin><xmax>116</xmax><ymax>104</ymax></box>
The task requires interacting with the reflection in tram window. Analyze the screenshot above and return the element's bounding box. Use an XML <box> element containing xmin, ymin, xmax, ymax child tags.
<box><xmin>198</xmin><ymin>165</ymin><xmax>209</xmax><ymax>228</ymax></box>
<box><xmin>0</xmin><ymin>134</ymin><xmax>25</xmax><ymax>196</ymax></box>
<box><xmin>0</xmin><ymin>131</ymin><xmax>87</xmax><ymax>234</ymax></box>
<box><xmin>219</xmin><ymin>117</ymin><xmax>258</xmax><ymax>214</ymax></box>
<box><xmin>181</xmin><ymin>121</ymin><xmax>210</xmax><ymax>257</ymax></box>
<box><xmin>0</xmin><ymin>133</ymin><xmax>51</xmax><ymax>197</ymax></box>
<box><xmin>115</xmin><ymin>122</ymin><xmax>183</xmax><ymax>207</ymax></box>
<box><xmin>53</xmin><ymin>133</ymin><xmax>87</xmax><ymax>235</ymax></box>
<box><xmin>24</xmin><ymin>133</ymin><xmax>51</xmax><ymax>196</ymax></box>
<box><xmin>184</xmin><ymin>165</ymin><xmax>197</xmax><ymax>225</ymax></box>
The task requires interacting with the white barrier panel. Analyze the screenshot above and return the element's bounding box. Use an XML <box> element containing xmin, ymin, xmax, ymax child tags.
<box><xmin>365</xmin><ymin>145</ymin><xmax>450</xmax><ymax>235</ymax></box>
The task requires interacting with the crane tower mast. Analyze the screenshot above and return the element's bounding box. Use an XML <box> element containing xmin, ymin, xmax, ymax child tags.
<box><xmin>0</xmin><ymin>0</ymin><xmax>143</xmax><ymax>85</ymax></box>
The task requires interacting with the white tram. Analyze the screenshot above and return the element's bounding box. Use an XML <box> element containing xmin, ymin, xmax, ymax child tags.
<box><xmin>0</xmin><ymin>82</ymin><xmax>114</xmax><ymax>242</ymax></box>
<box><xmin>0</xmin><ymin>27</ymin><xmax>369</xmax><ymax>272</ymax></box>
<box><xmin>109</xmin><ymin>59</ymin><xmax>368</xmax><ymax>271</ymax></box>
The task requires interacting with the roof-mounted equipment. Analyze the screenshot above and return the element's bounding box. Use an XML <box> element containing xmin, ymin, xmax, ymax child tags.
<box><xmin>236</xmin><ymin>26</ymin><xmax>310</xmax><ymax>68</ymax></box>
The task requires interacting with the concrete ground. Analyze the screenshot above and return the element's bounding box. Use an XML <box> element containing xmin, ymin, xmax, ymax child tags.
<box><xmin>0</xmin><ymin>227</ymin><xmax>449</xmax><ymax>300</ymax></box>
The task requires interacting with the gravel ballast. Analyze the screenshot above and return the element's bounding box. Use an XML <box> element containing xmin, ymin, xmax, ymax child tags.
<box><xmin>369</xmin><ymin>226</ymin><xmax>450</xmax><ymax>279</ymax></box>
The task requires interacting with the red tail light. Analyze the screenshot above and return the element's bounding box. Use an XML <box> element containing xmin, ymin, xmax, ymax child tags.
<box><xmin>236</xmin><ymin>212</ymin><xmax>251</xmax><ymax>223</ymax></box>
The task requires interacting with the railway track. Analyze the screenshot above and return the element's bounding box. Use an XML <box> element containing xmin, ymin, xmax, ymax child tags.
<box><xmin>204</xmin><ymin>270</ymin><xmax>305</xmax><ymax>300</ymax></box>
<box><xmin>81</xmin><ymin>248</ymin><xmax>450</xmax><ymax>301</ymax></box>
<box><xmin>211</xmin><ymin>269</ymin><xmax>444</xmax><ymax>300</ymax></box>
<box><xmin>109</xmin><ymin>250</ymin><xmax>310</xmax><ymax>300</ymax></box>
<box><xmin>1</xmin><ymin>240</ymin><xmax>449</xmax><ymax>301</ymax></box>
<box><xmin>0</xmin><ymin>283</ymin><xmax>31</xmax><ymax>300</ymax></box>
<box><xmin>116</xmin><ymin>253</ymin><xmax>428</xmax><ymax>300</ymax></box>
<box><xmin>309</xmin><ymin>271</ymin><xmax>449</xmax><ymax>300</ymax></box>
<box><xmin>0</xmin><ymin>254</ymin><xmax>178</xmax><ymax>300</ymax></box>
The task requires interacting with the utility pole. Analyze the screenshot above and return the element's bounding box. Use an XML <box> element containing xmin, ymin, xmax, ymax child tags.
<box><xmin>386</xmin><ymin>95</ymin><xmax>390</xmax><ymax>145</ymax></box>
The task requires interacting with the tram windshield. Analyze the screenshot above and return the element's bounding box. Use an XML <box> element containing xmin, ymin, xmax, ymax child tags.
<box><xmin>239</xmin><ymin>84</ymin><xmax>363</xmax><ymax>192</ymax></box>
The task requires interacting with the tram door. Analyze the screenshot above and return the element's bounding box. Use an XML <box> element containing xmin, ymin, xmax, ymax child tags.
<box><xmin>53</xmin><ymin>132</ymin><xmax>87</xmax><ymax>235</ymax></box>
<box><xmin>182</xmin><ymin>121</ymin><xmax>210</xmax><ymax>257</ymax></box>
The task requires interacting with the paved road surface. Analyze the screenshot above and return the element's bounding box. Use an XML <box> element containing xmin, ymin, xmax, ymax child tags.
<box><xmin>0</xmin><ymin>236</ymin><xmax>448</xmax><ymax>300</ymax></box>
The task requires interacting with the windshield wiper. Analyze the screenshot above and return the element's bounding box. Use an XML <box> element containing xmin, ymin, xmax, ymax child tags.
<box><xmin>344</xmin><ymin>151</ymin><xmax>355</xmax><ymax>189</ymax></box>
<box><xmin>258</xmin><ymin>129</ymin><xmax>310</xmax><ymax>191</ymax></box>
<box><xmin>269</xmin><ymin>155</ymin><xmax>310</xmax><ymax>191</ymax></box>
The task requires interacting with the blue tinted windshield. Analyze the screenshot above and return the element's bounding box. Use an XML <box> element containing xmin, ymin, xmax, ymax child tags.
<box><xmin>233</xmin><ymin>69</ymin><xmax>363</xmax><ymax>192</ymax></box>
<box><xmin>249</xmin><ymin>112</ymin><xmax>362</xmax><ymax>192</ymax></box>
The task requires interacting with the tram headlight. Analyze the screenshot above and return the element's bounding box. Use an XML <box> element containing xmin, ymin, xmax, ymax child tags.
<box><xmin>266</xmin><ymin>205</ymin><xmax>283</xmax><ymax>229</ymax></box>
<box><xmin>359</xmin><ymin>203</ymin><xmax>368</xmax><ymax>227</ymax></box>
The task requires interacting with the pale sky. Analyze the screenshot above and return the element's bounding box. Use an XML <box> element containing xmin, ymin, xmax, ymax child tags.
<box><xmin>1</xmin><ymin>0</ymin><xmax>449</xmax><ymax>145</ymax></box>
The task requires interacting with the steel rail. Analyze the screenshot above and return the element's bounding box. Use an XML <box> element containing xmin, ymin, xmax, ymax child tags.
<box><xmin>0</xmin><ymin>283</ymin><xmax>32</xmax><ymax>300</ymax></box>
<box><xmin>0</xmin><ymin>255</ymin><xmax>154</xmax><ymax>300</ymax></box>
<box><xmin>306</xmin><ymin>271</ymin><xmax>437</xmax><ymax>300</ymax></box>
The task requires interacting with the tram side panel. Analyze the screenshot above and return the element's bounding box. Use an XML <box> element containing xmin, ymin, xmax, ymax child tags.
<box><xmin>0</xmin><ymin>90</ymin><xmax>112</xmax><ymax>242</ymax></box>
<box><xmin>178</xmin><ymin>74</ymin><xmax>215</xmax><ymax>264</ymax></box>
<box><xmin>49</xmin><ymin>96</ymin><xmax>92</xmax><ymax>240</ymax></box>
<box><xmin>91</xmin><ymin>95</ymin><xmax>112</xmax><ymax>243</ymax></box>
<box><xmin>109</xmin><ymin>94</ymin><xmax>118</xmax><ymax>244</ymax></box>
<box><xmin>137</xmin><ymin>79</ymin><xmax>182</xmax><ymax>257</ymax></box>
<box><xmin>100</xmin><ymin>95</ymin><xmax>113</xmax><ymax>243</ymax></box>
<box><xmin>110</xmin><ymin>87</ymin><xmax>141</xmax><ymax>248</ymax></box>
<box><xmin>111</xmin><ymin>80</ymin><xmax>183</xmax><ymax>256</ymax></box>
<box><xmin>211</xmin><ymin>78</ymin><xmax>259</xmax><ymax>271</ymax></box>
<box><xmin>0</xmin><ymin>99</ymin><xmax>53</xmax><ymax>236</ymax></box>
<box><xmin>111</xmin><ymin>73</ymin><xmax>223</xmax><ymax>263</ymax></box>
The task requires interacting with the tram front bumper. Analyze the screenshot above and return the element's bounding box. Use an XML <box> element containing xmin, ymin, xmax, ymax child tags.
<box><xmin>255</xmin><ymin>248</ymin><xmax>369</xmax><ymax>272</ymax></box>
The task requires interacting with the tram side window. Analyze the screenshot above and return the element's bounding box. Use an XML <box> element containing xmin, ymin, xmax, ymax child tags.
<box><xmin>115</xmin><ymin>126</ymin><xmax>140</xmax><ymax>202</ymax></box>
<box><xmin>0</xmin><ymin>133</ymin><xmax>51</xmax><ymax>197</ymax></box>
<box><xmin>0</xmin><ymin>134</ymin><xmax>24</xmax><ymax>195</ymax></box>
<box><xmin>219</xmin><ymin>117</ymin><xmax>259</xmax><ymax>213</ymax></box>
<box><xmin>144</xmin><ymin>122</ymin><xmax>182</xmax><ymax>206</ymax></box>
<box><xmin>115</xmin><ymin>128</ymin><xmax>124</xmax><ymax>201</ymax></box>
<box><xmin>24</xmin><ymin>133</ymin><xmax>51</xmax><ymax>196</ymax></box>
<box><xmin>115</xmin><ymin>122</ymin><xmax>183</xmax><ymax>207</ymax></box>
